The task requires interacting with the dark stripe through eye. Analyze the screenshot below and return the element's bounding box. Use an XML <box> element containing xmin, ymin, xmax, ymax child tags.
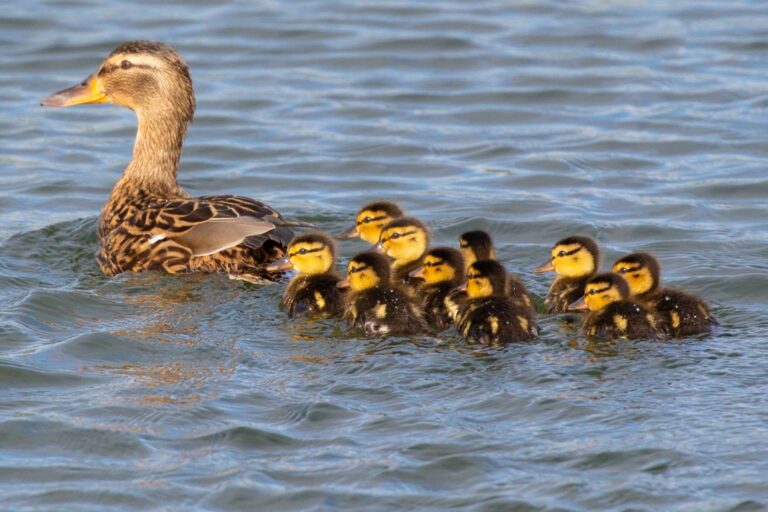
<box><xmin>588</xmin><ymin>285</ymin><xmax>611</xmax><ymax>295</ymax></box>
<box><xmin>289</xmin><ymin>247</ymin><xmax>322</xmax><ymax>257</ymax></box>
<box><xmin>357</xmin><ymin>215</ymin><xmax>386</xmax><ymax>226</ymax></box>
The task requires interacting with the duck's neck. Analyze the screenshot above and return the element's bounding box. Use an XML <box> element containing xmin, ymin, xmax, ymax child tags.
<box><xmin>115</xmin><ymin>109</ymin><xmax>190</xmax><ymax>197</ymax></box>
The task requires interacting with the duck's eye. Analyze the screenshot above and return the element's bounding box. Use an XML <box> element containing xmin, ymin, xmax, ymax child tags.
<box><xmin>362</xmin><ymin>216</ymin><xmax>373</xmax><ymax>223</ymax></box>
<box><xmin>557</xmin><ymin>250</ymin><xmax>566</xmax><ymax>257</ymax></box>
<box><xmin>390</xmin><ymin>233</ymin><xmax>401</xmax><ymax>240</ymax></box>
<box><xmin>618</xmin><ymin>267</ymin><xmax>629</xmax><ymax>274</ymax></box>
<box><xmin>298</xmin><ymin>248</ymin><xmax>308</xmax><ymax>255</ymax></box>
<box><xmin>121</xmin><ymin>60</ymin><xmax>133</xmax><ymax>70</ymax></box>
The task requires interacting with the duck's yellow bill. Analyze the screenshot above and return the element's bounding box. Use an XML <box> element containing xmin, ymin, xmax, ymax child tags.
<box><xmin>533</xmin><ymin>259</ymin><xmax>555</xmax><ymax>273</ymax></box>
<box><xmin>568</xmin><ymin>296</ymin><xmax>588</xmax><ymax>311</ymax></box>
<box><xmin>41</xmin><ymin>75</ymin><xmax>108</xmax><ymax>107</ymax></box>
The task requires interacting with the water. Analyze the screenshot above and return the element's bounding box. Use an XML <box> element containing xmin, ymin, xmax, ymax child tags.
<box><xmin>1</xmin><ymin>0</ymin><xmax>767</xmax><ymax>510</ymax></box>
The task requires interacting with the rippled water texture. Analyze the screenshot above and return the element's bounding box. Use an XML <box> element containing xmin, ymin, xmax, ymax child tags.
<box><xmin>1</xmin><ymin>1</ymin><xmax>767</xmax><ymax>510</ymax></box>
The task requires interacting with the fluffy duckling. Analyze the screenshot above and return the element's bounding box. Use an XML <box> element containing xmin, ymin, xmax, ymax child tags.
<box><xmin>409</xmin><ymin>247</ymin><xmax>465</xmax><ymax>330</ymax></box>
<box><xmin>377</xmin><ymin>217</ymin><xmax>429</xmax><ymax>294</ymax></box>
<box><xmin>459</xmin><ymin>230</ymin><xmax>535</xmax><ymax>314</ymax></box>
<box><xmin>339</xmin><ymin>252</ymin><xmax>428</xmax><ymax>336</ymax></box>
<box><xmin>533</xmin><ymin>236</ymin><xmax>600</xmax><ymax>313</ymax></box>
<box><xmin>337</xmin><ymin>201</ymin><xmax>404</xmax><ymax>244</ymax></box>
<box><xmin>569</xmin><ymin>272</ymin><xmax>660</xmax><ymax>340</ymax></box>
<box><xmin>456</xmin><ymin>260</ymin><xmax>538</xmax><ymax>345</ymax></box>
<box><xmin>267</xmin><ymin>232</ymin><xmax>345</xmax><ymax>318</ymax></box>
<box><xmin>612</xmin><ymin>253</ymin><xmax>716</xmax><ymax>337</ymax></box>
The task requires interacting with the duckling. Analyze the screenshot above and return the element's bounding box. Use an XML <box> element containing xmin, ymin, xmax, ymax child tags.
<box><xmin>377</xmin><ymin>217</ymin><xmax>429</xmax><ymax>294</ymax></box>
<box><xmin>339</xmin><ymin>252</ymin><xmax>428</xmax><ymax>336</ymax></box>
<box><xmin>612</xmin><ymin>252</ymin><xmax>716</xmax><ymax>337</ymax></box>
<box><xmin>568</xmin><ymin>272</ymin><xmax>660</xmax><ymax>340</ymax></box>
<box><xmin>41</xmin><ymin>41</ymin><xmax>312</xmax><ymax>280</ymax></box>
<box><xmin>266</xmin><ymin>232</ymin><xmax>345</xmax><ymax>318</ymax></box>
<box><xmin>456</xmin><ymin>260</ymin><xmax>538</xmax><ymax>345</ymax></box>
<box><xmin>533</xmin><ymin>236</ymin><xmax>600</xmax><ymax>313</ymax></box>
<box><xmin>337</xmin><ymin>201</ymin><xmax>404</xmax><ymax>244</ymax></box>
<box><xmin>459</xmin><ymin>230</ymin><xmax>535</xmax><ymax>314</ymax></box>
<box><xmin>409</xmin><ymin>247</ymin><xmax>465</xmax><ymax>330</ymax></box>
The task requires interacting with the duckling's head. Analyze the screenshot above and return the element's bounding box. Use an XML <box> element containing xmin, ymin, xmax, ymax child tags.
<box><xmin>281</xmin><ymin>232</ymin><xmax>336</xmax><ymax>275</ymax></box>
<box><xmin>465</xmin><ymin>260</ymin><xmax>508</xmax><ymax>299</ymax></box>
<box><xmin>458</xmin><ymin>230</ymin><xmax>496</xmax><ymax>269</ymax></box>
<box><xmin>337</xmin><ymin>201</ymin><xmax>404</xmax><ymax>244</ymax></box>
<box><xmin>533</xmin><ymin>236</ymin><xmax>599</xmax><ymax>278</ymax></box>
<box><xmin>409</xmin><ymin>247</ymin><xmax>465</xmax><ymax>285</ymax></box>
<box><xmin>569</xmin><ymin>272</ymin><xmax>629</xmax><ymax>312</ymax></box>
<box><xmin>377</xmin><ymin>217</ymin><xmax>429</xmax><ymax>268</ymax></box>
<box><xmin>341</xmin><ymin>252</ymin><xmax>392</xmax><ymax>292</ymax></box>
<box><xmin>611</xmin><ymin>252</ymin><xmax>660</xmax><ymax>297</ymax></box>
<box><xmin>42</xmin><ymin>40</ymin><xmax>195</xmax><ymax>124</ymax></box>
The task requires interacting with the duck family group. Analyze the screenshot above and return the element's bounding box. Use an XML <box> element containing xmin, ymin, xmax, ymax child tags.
<box><xmin>39</xmin><ymin>40</ymin><xmax>716</xmax><ymax>344</ymax></box>
<box><xmin>268</xmin><ymin>200</ymin><xmax>716</xmax><ymax>344</ymax></box>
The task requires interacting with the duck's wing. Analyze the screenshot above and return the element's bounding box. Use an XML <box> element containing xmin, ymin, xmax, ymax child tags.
<box><xmin>128</xmin><ymin>195</ymin><xmax>312</xmax><ymax>258</ymax></box>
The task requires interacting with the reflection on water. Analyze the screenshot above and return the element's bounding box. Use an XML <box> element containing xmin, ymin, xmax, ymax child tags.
<box><xmin>1</xmin><ymin>0</ymin><xmax>768</xmax><ymax>509</ymax></box>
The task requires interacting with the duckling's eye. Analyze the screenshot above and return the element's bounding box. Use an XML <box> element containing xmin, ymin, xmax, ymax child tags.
<box><xmin>557</xmin><ymin>250</ymin><xmax>566</xmax><ymax>257</ymax></box>
<box><xmin>618</xmin><ymin>267</ymin><xmax>629</xmax><ymax>274</ymax></box>
<box><xmin>298</xmin><ymin>248</ymin><xmax>308</xmax><ymax>255</ymax></box>
<box><xmin>363</xmin><ymin>216</ymin><xmax>373</xmax><ymax>223</ymax></box>
<box><xmin>121</xmin><ymin>60</ymin><xmax>133</xmax><ymax>70</ymax></box>
<box><xmin>390</xmin><ymin>233</ymin><xmax>401</xmax><ymax>239</ymax></box>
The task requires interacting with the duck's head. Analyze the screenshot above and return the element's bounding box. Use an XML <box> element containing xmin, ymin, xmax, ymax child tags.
<box><xmin>338</xmin><ymin>252</ymin><xmax>391</xmax><ymax>292</ymax></box>
<box><xmin>376</xmin><ymin>217</ymin><xmax>429</xmax><ymax>268</ymax></box>
<box><xmin>337</xmin><ymin>201</ymin><xmax>404</xmax><ymax>244</ymax></box>
<box><xmin>611</xmin><ymin>252</ymin><xmax>660</xmax><ymax>297</ymax></box>
<box><xmin>409</xmin><ymin>247</ymin><xmax>465</xmax><ymax>285</ymax></box>
<box><xmin>533</xmin><ymin>236</ymin><xmax>599</xmax><ymax>278</ymax></box>
<box><xmin>568</xmin><ymin>272</ymin><xmax>629</xmax><ymax>312</ymax></box>
<box><xmin>463</xmin><ymin>260</ymin><xmax>508</xmax><ymax>299</ymax></box>
<box><xmin>41</xmin><ymin>40</ymin><xmax>195</xmax><ymax>124</ymax></box>
<box><xmin>458</xmin><ymin>230</ymin><xmax>496</xmax><ymax>270</ymax></box>
<box><xmin>267</xmin><ymin>232</ymin><xmax>335</xmax><ymax>275</ymax></box>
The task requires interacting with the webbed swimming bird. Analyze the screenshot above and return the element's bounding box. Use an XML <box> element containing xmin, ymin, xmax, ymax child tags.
<box><xmin>456</xmin><ymin>260</ymin><xmax>538</xmax><ymax>345</ymax></box>
<box><xmin>533</xmin><ymin>236</ymin><xmax>600</xmax><ymax>313</ymax></box>
<box><xmin>337</xmin><ymin>201</ymin><xmax>404</xmax><ymax>244</ymax></box>
<box><xmin>267</xmin><ymin>232</ymin><xmax>345</xmax><ymax>317</ymax></box>
<box><xmin>339</xmin><ymin>252</ymin><xmax>427</xmax><ymax>336</ymax></box>
<box><xmin>612</xmin><ymin>252</ymin><xmax>716</xmax><ymax>337</ymax></box>
<box><xmin>409</xmin><ymin>247</ymin><xmax>465</xmax><ymax>330</ymax></box>
<box><xmin>41</xmin><ymin>40</ymin><xmax>311</xmax><ymax>281</ymax></box>
<box><xmin>376</xmin><ymin>216</ymin><xmax>429</xmax><ymax>295</ymax></box>
<box><xmin>568</xmin><ymin>272</ymin><xmax>660</xmax><ymax>340</ymax></box>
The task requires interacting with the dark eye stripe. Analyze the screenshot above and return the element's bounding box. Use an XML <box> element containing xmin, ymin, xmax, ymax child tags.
<box><xmin>556</xmin><ymin>246</ymin><xmax>581</xmax><ymax>258</ymax></box>
<box><xmin>289</xmin><ymin>247</ymin><xmax>322</xmax><ymax>257</ymax></box>
<box><xmin>357</xmin><ymin>215</ymin><xmax>386</xmax><ymax>226</ymax></box>
<box><xmin>588</xmin><ymin>285</ymin><xmax>611</xmax><ymax>295</ymax></box>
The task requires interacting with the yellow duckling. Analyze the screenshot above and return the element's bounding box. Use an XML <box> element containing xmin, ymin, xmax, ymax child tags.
<box><xmin>456</xmin><ymin>260</ymin><xmax>538</xmax><ymax>345</ymax></box>
<box><xmin>569</xmin><ymin>272</ymin><xmax>660</xmax><ymax>339</ymax></box>
<box><xmin>41</xmin><ymin>40</ymin><xmax>311</xmax><ymax>280</ymax></box>
<box><xmin>337</xmin><ymin>201</ymin><xmax>404</xmax><ymax>244</ymax></box>
<box><xmin>612</xmin><ymin>253</ymin><xmax>716</xmax><ymax>337</ymax></box>
<box><xmin>267</xmin><ymin>232</ymin><xmax>345</xmax><ymax>318</ymax></box>
<box><xmin>409</xmin><ymin>247</ymin><xmax>465</xmax><ymax>330</ymax></box>
<box><xmin>533</xmin><ymin>236</ymin><xmax>600</xmax><ymax>313</ymax></box>
<box><xmin>338</xmin><ymin>252</ymin><xmax>428</xmax><ymax>336</ymax></box>
<box><xmin>458</xmin><ymin>230</ymin><xmax>534</xmax><ymax>314</ymax></box>
<box><xmin>376</xmin><ymin>217</ymin><xmax>429</xmax><ymax>294</ymax></box>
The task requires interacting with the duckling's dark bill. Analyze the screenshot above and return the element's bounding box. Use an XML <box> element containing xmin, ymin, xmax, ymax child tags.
<box><xmin>266</xmin><ymin>258</ymin><xmax>292</xmax><ymax>272</ymax></box>
<box><xmin>568</xmin><ymin>296</ymin><xmax>588</xmax><ymax>311</ymax></box>
<box><xmin>41</xmin><ymin>76</ymin><xmax>108</xmax><ymax>107</ymax></box>
<box><xmin>533</xmin><ymin>260</ymin><xmax>555</xmax><ymax>273</ymax></box>
<box><xmin>336</xmin><ymin>225</ymin><xmax>359</xmax><ymax>239</ymax></box>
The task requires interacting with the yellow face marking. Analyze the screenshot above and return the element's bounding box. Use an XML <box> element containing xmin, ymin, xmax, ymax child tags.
<box><xmin>347</xmin><ymin>262</ymin><xmax>381</xmax><ymax>291</ymax></box>
<box><xmin>313</xmin><ymin>291</ymin><xmax>326</xmax><ymax>310</ymax></box>
<box><xmin>420</xmin><ymin>255</ymin><xmax>456</xmax><ymax>285</ymax></box>
<box><xmin>613</xmin><ymin>314</ymin><xmax>628</xmax><ymax>332</ymax></box>
<box><xmin>583</xmin><ymin>282</ymin><xmax>623</xmax><ymax>311</ymax></box>
<box><xmin>355</xmin><ymin>209</ymin><xmax>396</xmax><ymax>244</ymax></box>
<box><xmin>466</xmin><ymin>273</ymin><xmax>494</xmax><ymax>299</ymax></box>
<box><xmin>550</xmin><ymin>243</ymin><xmax>596</xmax><ymax>278</ymax></box>
<box><xmin>288</xmin><ymin>242</ymin><xmax>333</xmax><ymax>275</ymax></box>
<box><xmin>380</xmin><ymin>225</ymin><xmax>427</xmax><ymax>267</ymax></box>
<box><xmin>374</xmin><ymin>303</ymin><xmax>387</xmax><ymax>319</ymax></box>
<box><xmin>612</xmin><ymin>263</ymin><xmax>654</xmax><ymax>296</ymax></box>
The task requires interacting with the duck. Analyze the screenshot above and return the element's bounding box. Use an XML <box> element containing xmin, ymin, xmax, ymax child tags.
<box><xmin>458</xmin><ymin>230</ymin><xmax>535</xmax><ymax>314</ymax></box>
<box><xmin>568</xmin><ymin>272</ymin><xmax>660</xmax><ymax>340</ymax></box>
<box><xmin>336</xmin><ymin>201</ymin><xmax>404</xmax><ymax>244</ymax></box>
<box><xmin>376</xmin><ymin>217</ymin><xmax>429</xmax><ymax>295</ymax></box>
<box><xmin>408</xmin><ymin>247</ymin><xmax>465</xmax><ymax>330</ymax></box>
<box><xmin>533</xmin><ymin>236</ymin><xmax>600</xmax><ymax>313</ymax></box>
<box><xmin>41</xmin><ymin>40</ymin><xmax>311</xmax><ymax>281</ymax></box>
<box><xmin>456</xmin><ymin>260</ymin><xmax>538</xmax><ymax>345</ymax></box>
<box><xmin>612</xmin><ymin>252</ymin><xmax>716</xmax><ymax>337</ymax></box>
<box><xmin>338</xmin><ymin>252</ymin><xmax>427</xmax><ymax>336</ymax></box>
<box><xmin>266</xmin><ymin>232</ymin><xmax>345</xmax><ymax>318</ymax></box>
